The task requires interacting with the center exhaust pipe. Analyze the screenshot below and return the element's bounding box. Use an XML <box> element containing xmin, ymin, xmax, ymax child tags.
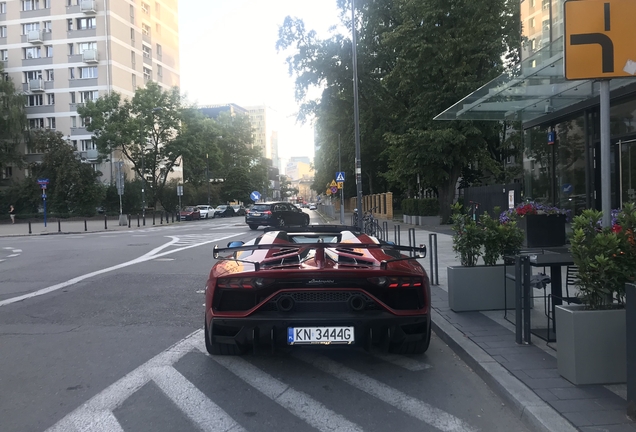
<box><xmin>277</xmin><ymin>295</ymin><xmax>295</xmax><ymax>312</ymax></box>
<box><xmin>349</xmin><ymin>295</ymin><xmax>365</xmax><ymax>311</ymax></box>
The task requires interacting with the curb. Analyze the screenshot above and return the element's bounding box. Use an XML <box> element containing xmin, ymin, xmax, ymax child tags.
<box><xmin>430</xmin><ymin>309</ymin><xmax>578</xmax><ymax>432</ymax></box>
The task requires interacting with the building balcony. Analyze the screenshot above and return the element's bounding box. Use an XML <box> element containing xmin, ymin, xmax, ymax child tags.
<box><xmin>80</xmin><ymin>0</ymin><xmax>97</xmax><ymax>13</ymax></box>
<box><xmin>29</xmin><ymin>79</ymin><xmax>45</xmax><ymax>92</ymax></box>
<box><xmin>82</xmin><ymin>49</ymin><xmax>98</xmax><ymax>63</ymax></box>
<box><xmin>81</xmin><ymin>149</ymin><xmax>98</xmax><ymax>161</ymax></box>
<box><xmin>27</xmin><ymin>29</ymin><xmax>43</xmax><ymax>44</ymax></box>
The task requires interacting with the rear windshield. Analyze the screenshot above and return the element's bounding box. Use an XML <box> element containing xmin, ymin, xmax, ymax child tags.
<box><xmin>251</xmin><ymin>204</ymin><xmax>271</xmax><ymax>211</ymax></box>
<box><xmin>216</xmin><ymin>205</ymin><xmax>227</xmax><ymax>210</ymax></box>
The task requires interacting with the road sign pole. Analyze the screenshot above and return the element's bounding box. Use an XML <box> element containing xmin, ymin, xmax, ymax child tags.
<box><xmin>600</xmin><ymin>79</ymin><xmax>611</xmax><ymax>227</ymax></box>
<box><xmin>43</xmin><ymin>194</ymin><xmax>47</xmax><ymax>227</ymax></box>
<box><xmin>351</xmin><ymin>0</ymin><xmax>363</xmax><ymax>230</ymax></box>
<box><xmin>339</xmin><ymin>135</ymin><xmax>345</xmax><ymax>225</ymax></box>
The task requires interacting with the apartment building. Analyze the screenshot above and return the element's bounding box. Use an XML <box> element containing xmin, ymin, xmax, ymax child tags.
<box><xmin>0</xmin><ymin>0</ymin><xmax>180</xmax><ymax>183</ymax></box>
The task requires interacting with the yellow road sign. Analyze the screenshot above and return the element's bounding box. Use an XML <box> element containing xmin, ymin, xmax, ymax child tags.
<box><xmin>564</xmin><ymin>0</ymin><xmax>636</xmax><ymax>79</ymax></box>
<box><xmin>326</xmin><ymin>188</ymin><xmax>332</xmax><ymax>195</ymax></box>
<box><xmin>329</xmin><ymin>180</ymin><xmax>338</xmax><ymax>187</ymax></box>
<box><xmin>337</xmin><ymin>182</ymin><xmax>343</xmax><ymax>189</ymax></box>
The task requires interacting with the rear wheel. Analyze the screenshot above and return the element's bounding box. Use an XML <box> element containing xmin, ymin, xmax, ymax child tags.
<box><xmin>249</xmin><ymin>224</ymin><xmax>259</xmax><ymax>230</ymax></box>
<box><xmin>205</xmin><ymin>319</ymin><xmax>245</xmax><ymax>356</ymax></box>
<box><xmin>302</xmin><ymin>216</ymin><xmax>309</xmax><ymax>227</ymax></box>
<box><xmin>277</xmin><ymin>217</ymin><xmax>286</xmax><ymax>227</ymax></box>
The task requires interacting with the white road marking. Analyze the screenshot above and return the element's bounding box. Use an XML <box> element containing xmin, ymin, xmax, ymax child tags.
<box><xmin>370</xmin><ymin>350</ymin><xmax>432</xmax><ymax>371</ymax></box>
<box><xmin>11</xmin><ymin>249</ymin><xmax>22</xmax><ymax>253</ymax></box>
<box><xmin>46</xmin><ymin>332</ymin><xmax>203</xmax><ymax>432</ymax></box>
<box><xmin>0</xmin><ymin>259</ymin><xmax>5</xmax><ymax>263</ymax></box>
<box><xmin>2</xmin><ymin>247</ymin><xmax>12</xmax><ymax>250</ymax></box>
<box><xmin>196</xmin><ymin>346</ymin><xmax>364</xmax><ymax>432</ymax></box>
<box><xmin>6</xmin><ymin>254</ymin><xmax>20</xmax><ymax>258</ymax></box>
<box><xmin>0</xmin><ymin>233</ymin><xmax>241</xmax><ymax>307</ymax></box>
<box><xmin>293</xmin><ymin>351</ymin><xmax>477</xmax><ymax>432</ymax></box>
<box><xmin>132</xmin><ymin>235</ymin><xmax>147</xmax><ymax>237</ymax></box>
<box><xmin>150</xmin><ymin>366</ymin><xmax>246</xmax><ymax>432</ymax></box>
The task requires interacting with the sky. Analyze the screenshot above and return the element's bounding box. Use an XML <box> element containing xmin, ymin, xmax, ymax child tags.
<box><xmin>178</xmin><ymin>0</ymin><xmax>343</xmax><ymax>165</ymax></box>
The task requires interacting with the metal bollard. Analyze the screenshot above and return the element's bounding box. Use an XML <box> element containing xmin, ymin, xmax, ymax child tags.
<box><xmin>58</xmin><ymin>219</ymin><xmax>61</xmax><ymax>233</ymax></box>
<box><xmin>160</xmin><ymin>213</ymin><xmax>163</xmax><ymax>224</ymax></box>
<box><xmin>408</xmin><ymin>228</ymin><xmax>416</xmax><ymax>257</ymax></box>
<box><xmin>128</xmin><ymin>214</ymin><xmax>131</xmax><ymax>228</ymax></box>
<box><xmin>172</xmin><ymin>212</ymin><xmax>175</xmax><ymax>223</ymax></box>
<box><xmin>153</xmin><ymin>212</ymin><xmax>156</xmax><ymax>226</ymax></box>
<box><xmin>28</xmin><ymin>221</ymin><xmax>32</xmax><ymax>234</ymax></box>
<box><xmin>382</xmin><ymin>221</ymin><xmax>388</xmax><ymax>242</ymax></box>
<box><xmin>84</xmin><ymin>220</ymin><xmax>87</xmax><ymax>232</ymax></box>
<box><xmin>627</xmin><ymin>283</ymin><xmax>635</xmax><ymax>420</ymax></box>
<box><xmin>428</xmin><ymin>233</ymin><xmax>439</xmax><ymax>285</ymax></box>
<box><xmin>137</xmin><ymin>213</ymin><xmax>140</xmax><ymax>228</ymax></box>
<box><xmin>394</xmin><ymin>225</ymin><xmax>401</xmax><ymax>245</ymax></box>
<box><xmin>166</xmin><ymin>211</ymin><xmax>169</xmax><ymax>224</ymax></box>
<box><xmin>143</xmin><ymin>214</ymin><xmax>146</xmax><ymax>226</ymax></box>
<box><xmin>104</xmin><ymin>215</ymin><xmax>108</xmax><ymax>230</ymax></box>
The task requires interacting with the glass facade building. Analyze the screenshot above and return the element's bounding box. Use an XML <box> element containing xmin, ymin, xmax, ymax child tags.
<box><xmin>437</xmin><ymin>0</ymin><xmax>636</xmax><ymax>214</ymax></box>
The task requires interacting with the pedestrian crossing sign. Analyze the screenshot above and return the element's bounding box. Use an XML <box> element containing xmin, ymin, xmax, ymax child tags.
<box><xmin>336</xmin><ymin>172</ymin><xmax>345</xmax><ymax>182</ymax></box>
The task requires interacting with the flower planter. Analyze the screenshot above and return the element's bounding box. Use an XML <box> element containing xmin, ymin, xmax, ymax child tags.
<box><xmin>517</xmin><ymin>214</ymin><xmax>566</xmax><ymax>248</ymax></box>
<box><xmin>556</xmin><ymin>305</ymin><xmax>626</xmax><ymax>385</ymax></box>
<box><xmin>447</xmin><ymin>265</ymin><xmax>516</xmax><ymax>312</ymax></box>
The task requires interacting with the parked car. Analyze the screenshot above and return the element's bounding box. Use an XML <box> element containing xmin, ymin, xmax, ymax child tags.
<box><xmin>205</xmin><ymin>225</ymin><xmax>430</xmax><ymax>355</ymax></box>
<box><xmin>214</xmin><ymin>205</ymin><xmax>235</xmax><ymax>218</ymax></box>
<box><xmin>245</xmin><ymin>201</ymin><xmax>310</xmax><ymax>230</ymax></box>
<box><xmin>231</xmin><ymin>205</ymin><xmax>246</xmax><ymax>216</ymax></box>
<box><xmin>179</xmin><ymin>206</ymin><xmax>201</xmax><ymax>221</ymax></box>
<box><xmin>309</xmin><ymin>203</ymin><xmax>317</xmax><ymax>210</ymax></box>
<box><xmin>198</xmin><ymin>205</ymin><xmax>214</xmax><ymax>219</ymax></box>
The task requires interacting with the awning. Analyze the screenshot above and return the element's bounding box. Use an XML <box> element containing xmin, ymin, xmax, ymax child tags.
<box><xmin>434</xmin><ymin>37</ymin><xmax>635</xmax><ymax>122</ymax></box>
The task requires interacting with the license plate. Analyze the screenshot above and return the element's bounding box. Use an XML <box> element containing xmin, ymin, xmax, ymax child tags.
<box><xmin>251</xmin><ymin>212</ymin><xmax>261</xmax><ymax>216</ymax></box>
<box><xmin>288</xmin><ymin>326</ymin><xmax>354</xmax><ymax>345</ymax></box>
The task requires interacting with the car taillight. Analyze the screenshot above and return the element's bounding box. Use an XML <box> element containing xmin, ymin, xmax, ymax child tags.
<box><xmin>217</xmin><ymin>277</ymin><xmax>275</xmax><ymax>289</ymax></box>
<box><xmin>368</xmin><ymin>276</ymin><xmax>422</xmax><ymax>288</ymax></box>
<box><xmin>263</xmin><ymin>211</ymin><xmax>272</xmax><ymax>215</ymax></box>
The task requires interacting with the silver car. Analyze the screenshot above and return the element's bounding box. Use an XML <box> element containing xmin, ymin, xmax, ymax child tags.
<box><xmin>198</xmin><ymin>205</ymin><xmax>214</xmax><ymax>219</ymax></box>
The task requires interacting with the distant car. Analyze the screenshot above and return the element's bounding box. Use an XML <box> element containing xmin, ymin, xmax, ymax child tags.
<box><xmin>214</xmin><ymin>205</ymin><xmax>235</xmax><ymax>218</ymax></box>
<box><xmin>198</xmin><ymin>205</ymin><xmax>214</xmax><ymax>219</ymax></box>
<box><xmin>309</xmin><ymin>203</ymin><xmax>317</xmax><ymax>210</ymax></box>
<box><xmin>180</xmin><ymin>206</ymin><xmax>201</xmax><ymax>221</ymax></box>
<box><xmin>231</xmin><ymin>205</ymin><xmax>246</xmax><ymax>216</ymax></box>
<box><xmin>245</xmin><ymin>201</ymin><xmax>310</xmax><ymax>230</ymax></box>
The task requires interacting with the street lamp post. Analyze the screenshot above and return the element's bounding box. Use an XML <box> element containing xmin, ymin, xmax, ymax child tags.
<box><xmin>206</xmin><ymin>153</ymin><xmax>210</xmax><ymax>206</ymax></box>
<box><xmin>351</xmin><ymin>0</ymin><xmax>363</xmax><ymax>230</ymax></box>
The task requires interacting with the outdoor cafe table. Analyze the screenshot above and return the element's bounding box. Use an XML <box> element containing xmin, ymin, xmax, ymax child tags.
<box><xmin>505</xmin><ymin>251</ymin><xmax>574</xmax><ymax>344</ymax></box>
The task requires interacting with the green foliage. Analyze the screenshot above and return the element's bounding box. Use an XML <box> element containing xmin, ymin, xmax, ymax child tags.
<box><xmin>0</xmin><ymin>63</ymin><xmax>27</xmax><ymax>174</ymax></box>
<box><xmin>280</xmin><ymin>175</ymin><xmax>299</xmax><ymax>200</ymax></box>
<box><xmin>570</xmin><ymin>208</ymin><xmax>634</xmax><ymax>310</ymax></box>
<box><xmin>401</xmin><ymin>198</ymin><xmax>439</xmax><ymax>216</ymax></box>
<box><xmin>480</xmin><ymin>211</ymin><xmax>524</xmax><ymax>266</ymax></box>
<box><xmin>451</xmin><ymin>203</ymin><xmax>484</xmax><ymax>267</ymax></box>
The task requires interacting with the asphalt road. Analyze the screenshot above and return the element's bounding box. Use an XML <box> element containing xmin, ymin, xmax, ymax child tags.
<box><xmin>0</xmin><ymin>211</ymin><xmax>532</xmax><ymax>432</ymax></box>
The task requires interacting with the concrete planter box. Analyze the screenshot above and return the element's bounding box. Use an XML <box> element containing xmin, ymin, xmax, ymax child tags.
<box><xmin>447</xmin><ymin>265</ymin><xmax>515</xmax><ymax>312</ymax></box>
<box><xmin>403</xmin><ymin>215</ymin><xmax>408</xmax><ymax>224</ymax></box>
<box><xmin>556</xmin><ymin>305</ymin><xmax>626</xmax><ymax>385</ymax></box>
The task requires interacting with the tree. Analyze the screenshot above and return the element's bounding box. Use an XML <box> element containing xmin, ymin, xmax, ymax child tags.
<box><xmin>0</xmin><ymin>64</ymin><xmax>27</xmax><ymax>177</ymax></box>
<box><xmin>30</xmin><ymin>130</ymin><xmax>103</xmax><ymax>215</ymax></box>
<box><xmin>78</xmin><ymin>82</ymin><xmax>198</xmax><ymax>209</ymax></box>
<box><xmin>280</xmin><ymin>175</ymin><xmax>299</xmax><ymax>200</ymax></box>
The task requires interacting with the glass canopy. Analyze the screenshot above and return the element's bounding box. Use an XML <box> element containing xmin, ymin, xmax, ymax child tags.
<box><xmin>435</xmin><ymin>37</ymin><xmax>636</xmax><ymax>123</ymax></box>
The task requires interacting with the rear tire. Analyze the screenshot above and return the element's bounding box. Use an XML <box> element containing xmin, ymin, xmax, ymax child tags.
<box><xmin>205</xmin><ymin>319</ymin><xmax>245</xmax><ymax>356</ymax></box>
<box><xmin>277</xmin><ymin>217</ymin><xmax>286</xmax><ymax>227</ymax></box>
<box><xmin>249</xmin><ymin>224</ymin><xmax>258</xmax><ymax>230</ymax></box>
<box><xmin>302</xmin><ymin>216</ymin><xmax>309</xmax><ymax>227</ymax></box>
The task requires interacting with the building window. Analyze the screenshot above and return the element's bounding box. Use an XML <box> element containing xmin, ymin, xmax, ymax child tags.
<box><xmin>530</xmin><ymin>39</ymin><xmax>536</xmax><ymax>51</ymax></box>
<box><xmin>47</xmin><ymin>93</ymin><xmax>55</xmax><ymax>105</ymax></box>
<box><xmin>80</xmin><ymin>116</ymin><xmax>90</xmax><ymax>128</ymax></box>
<box><xmin>81</xmin><ymin>139</ymin><xmax>95</xmax><ymax>151</ymax></box>
<box><xmin>155</xmin><ymin>23</ymin><xmax>161</xmax><ymax>35</ymax></box>
<box><xmin>542</xmin><ymin>19</ymin><xmax>550</xmax><ymax>33</ymax></box>
<box><xmin>0</xmin><ymin>2</ymin><xmax>5</xmax><ymax>13</ymax></box>
<box><xmin>3</xmin><ymin>167</ymin><xmax>13</xmax><ymax>180</ymax></box>
<box><xmin>157</xmin><ymin>64</ymin><xmax>162</xmax><ymax>77</ymax></box>
<box><xmin>24</xmin><ymin>47</ymin><xmax>41</xmax><ymax>59</ymax></box>
<box><xmin>530</xmin><ymin>0</ymin><xmax>535</xmax><ymax>7</ymax></box>
<box><xmin>131</xmin><ymin>50</ymin><xmax>136</xmax><ymax>66</ymax></box>
<box><xmin>45</xmin><ymin>69</ymin><xmax>54</xmax><ymax>80</ymax></box>
<box><xmin>155</xmin><ymin>2</ymin><xmax>160</xmax><ymax>17</ymax></box>
<box><xmin>46</xmin><ymin>117</ymin><xmax>56</xmax><ymax>129</ymax></box>
<box><xmin>69</xmin><ymin>91</ymin><xmax>75</xmax><ymax>103</ymax></box>
<box><xmin>156</xmin><ymin>43</ymin><xmax>162</xmax><ymax>60</ymax></box>
<box><xmin>141</xmin><ymin>2</ymin><xmax>149</xmax><ymax>14</ymax></box>
<box><xmin>28</xmin><ymin>118</ymin><xmax>44</xmax><ymax>129</ymax></box>
<box><xmin>43</xmin><ymin>21</ymin><xmax>52</xmax><ymax>32</ymax></box>
<box><xmin>70</xmin><ymin>116</ymin><xmax>76</xmax><ymax>127</ymax></box>
<box><xmin>26</xmin><ymin>94</ymin><xmax>43</xmax><ymax>106</ymax></box>
<box><xmin>77</xmin><ymin>42</ymin><xmax>96</xmax><ymax>53</ymax></box>
<box><xmin>67</xmin><ymin>19</ymin><xmax>73</xmax><ymax>31</ymax></box>
<box><xmin>132</xmin><ymin>73</ymin><xmax>136</xmax><ymax>88</ymax></box>
<box><xmin>45</xmin><ymin>45</ymin><xmax>53</xmax><ymax>57</ymax></box>
<box><xmin>43</xmin><ymin>0</ymin><xmax>50</xmax><ymax>7</ymax></box>
<box><xmin>22</xmin><ymin>0</ymin><xmax>40</xmax><ymax>11</ymax></box>
<box><xmin>79</xmin><ymin>90</ymin><xmax>98</xmax><ymax>103</ymax></box>
<box><xmin>23</xmin><ymin>22</ymin><xmax>40</xmax><ymax>34</ymax></box>
<box><xmin>68</xmin><ymin>67</ymin><xmax>75</xmax><ymax>79</ymax></box>
<box><xmin>142</xmin><ymin>45</ymin><xmax>151</xmax><ymax>59</ymax></box>
<box><xmin>77</xmin><ymin>18</ymin><xmax>96</xmax><ymax>30</ymax></box>
<box><xmin>24</xmin><ymin>70</ymin><xmax>42</xmax><ymax>82</ymax></box>
<box><xmin>78</xmin><ymin>66</ymin><xmax>97</xmax><ymax>79</ymax></box>
<box><xmin>143</xmin><ymin>67</ymin><xmax>151</xmax><ymax>81</ymax></box>
<box><xmin>530</xmin><ymin>18</ymin><xmax>535</xmax><ymax>28</ymax></box>
<box><xmin>142</xmin><ymin>23</ymin><xmax>150</xmax><ymax>36</ymax></box>
<box><xmin>0</xmin><ymin>26</ymin><xmax>6</xmax><ymax>38</ymax></box>
<box><xmin>0</xmin><ymin>50</ymin><xmax>7</xmax><ymax>61</ymax></box>
<box><xmin>130</xmin><ymin>4</ymin><xmax>134</xmax><ymax>20</ymax></box>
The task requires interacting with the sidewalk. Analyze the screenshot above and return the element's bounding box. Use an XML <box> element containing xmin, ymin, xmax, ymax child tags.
<box><xmin>0</xmin><ymin>213</ymin><xmax>181</xmax><ymax>237</ymax></box>
<box><xmin>320</xmin><ymin>210</ymin><xmax>635</xmax><ymax>432</ymax></box>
